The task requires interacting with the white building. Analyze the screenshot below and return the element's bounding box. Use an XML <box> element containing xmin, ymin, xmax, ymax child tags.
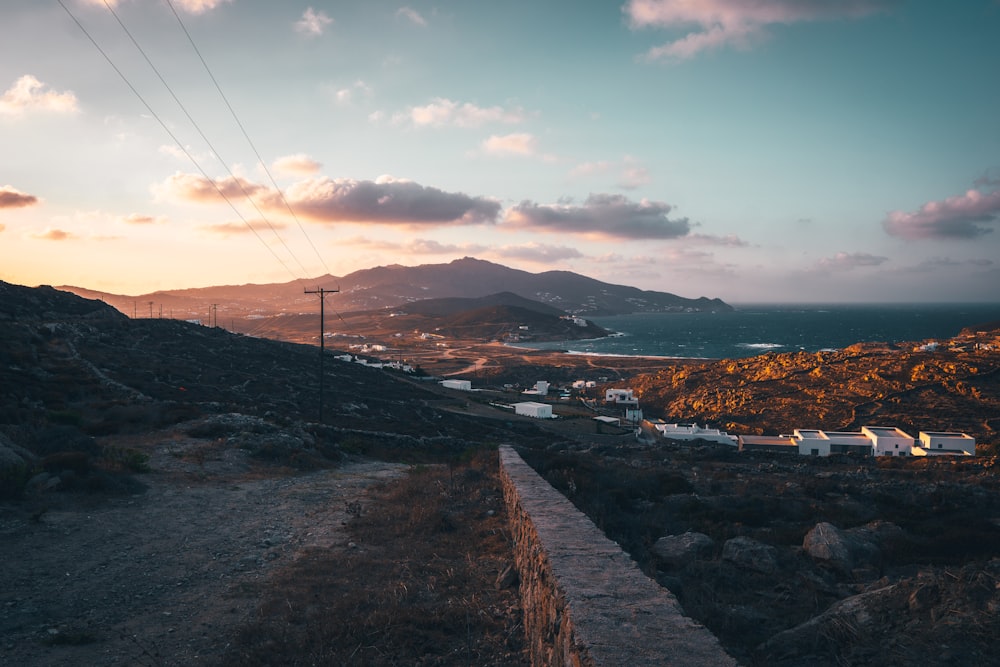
<box><xmin>514</xmin><ymin>402</ymin><xmax>553</xmax><ymax>419</ymax></box>
<box><xmin>862</xmin><ymin>426</ymin><xmax>914</xmax><ymax>457</ymax></box>
<box><xmin>534</xmin><ymin>381</ymin><xmax>550</xmax><ymax>395</ymax></box>
<box><xmin>915</xmin><ymin>431</ymin><xmax>976</xmax><ymax>456</ymax></box>
<box><xmin>605</xmin><ymin>388</ymin><xmax>636</xmax><ymax>403</ymax></box>
<box><xmin>792</xmin><ymin>429</ymin><xmax>832</xmax><ymax>457</ymax></box>
<box><xmin>792</xmin><ymin>429</ymin><xmax>876</xmax><ymax>457</ymax></box>
<box><xmin>440</xmin><ymin>379</ymin><xmax>472</xmax><ymax>391</ymax></box>
<box><xmin>655</xmin><ymin>422</ymin><xmax>738</xmax><ymax>446</ymax></box>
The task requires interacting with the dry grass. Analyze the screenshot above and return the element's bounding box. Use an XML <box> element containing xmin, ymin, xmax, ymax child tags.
<box><xmin>221</xmin><ymin>450</ymin><xmax>528</xmax><ymax>666</ymax></box>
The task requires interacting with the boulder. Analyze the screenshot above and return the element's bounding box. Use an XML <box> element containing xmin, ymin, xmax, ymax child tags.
<box><xmin>652</xmin><ymin>531</ymin><xmax>715</xmax><ymax>567</ymax></box>
<box><xmin>803</xmin><ymin>521</ymin><xmax>903</xmax><ymax>573</ymax></box>
<box><xmin>722</xmin><ymin>536</ymin><xmax>779</xmax><ymax>574</ymax></box>
<box><xmin>803</xmin><ymin>522</ymin><xmax>855</xmax><ymax>572</ymax></box>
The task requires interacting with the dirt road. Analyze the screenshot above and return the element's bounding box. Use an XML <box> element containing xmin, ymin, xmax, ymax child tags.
<box><xmin>0</xmin><ymin>437</ymin><xmax>406</xmax><ymax>667</ymax></box>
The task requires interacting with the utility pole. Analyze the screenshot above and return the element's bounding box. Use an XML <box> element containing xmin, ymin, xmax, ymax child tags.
<box><xmin>209</xmin><ymin>304</ymin><xmax>218</xmax><ymax>328</ymax></box>
<box><xmin>305</xmin><ymin>286</ymin><xmax>339</xmax><ymax>423</ymax></box>
<box><xmin>148</xmin><ymin>301</ymin><xmax>154</xmax><ymax>319</ymax></box>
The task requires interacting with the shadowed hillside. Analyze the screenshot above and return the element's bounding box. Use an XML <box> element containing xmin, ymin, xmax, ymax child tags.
<box><xmin>0</xmin><ymin>281</ymin><xmax>565</xmax><ymax>499</ymax></box>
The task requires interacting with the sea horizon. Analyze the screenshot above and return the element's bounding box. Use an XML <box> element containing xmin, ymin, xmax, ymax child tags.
<box><xmin>513</xmin><ymin>303</ymin><xmax>1000</xmax><ymax>361</ymax></box>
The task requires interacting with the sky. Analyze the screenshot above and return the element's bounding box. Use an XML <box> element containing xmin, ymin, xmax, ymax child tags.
<box><xmin>2</xmin><ymin>0</ymin><xmax>999</xmax><ymax>303</ymax></box>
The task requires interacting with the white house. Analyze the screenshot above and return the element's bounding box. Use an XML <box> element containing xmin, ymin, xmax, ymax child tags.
<box><xmin>605</xmin><ymin>388</ymin><xmax>636</xmax><ymax>403</ymax></box>
<box><xmin>862</xmin><ymin>426</ymin><xmax>914</xmax><ymax>457</ymax></box>
<box><xmin>915</xmin><ymin>431</ymin><xmax>976</xmax><ymax>456</ymax></box>
<box><xmin>793</xmin><ymin>429</ymin><xmax>831</xmax><ymax>457</ymax></box>
<box><xmin>440</xmin><ymin>379</ymin><xmax>472</xmax><ymax>391</ymax></box>
<box><xmin>534</xmin><ymin>381</ymin><xmax>550</xmax><ymax>395</ymax></box>
<box><xmin>655</xmin><ymin>422</ymin><xmax>738</xmax><ymax>446</ymax></box>
<box><xmin>821</xmin><ymin>431</ymin><xmax>876</xmax><ymax>456</ymax></box>
<box><xmin>514</xmin><ymin>402</ymin><xmax>553</xmax><ymax>419</ymax></box>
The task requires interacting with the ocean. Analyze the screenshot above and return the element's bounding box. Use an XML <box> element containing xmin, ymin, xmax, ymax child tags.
<box><xmin>516</xmin><ymin>304</ymin><xmax>1000</xmax><ymax>360</ymax></box>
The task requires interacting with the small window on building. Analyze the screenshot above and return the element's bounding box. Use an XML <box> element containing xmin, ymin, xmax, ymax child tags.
<box><xmin>895</xmin><ymin>444</ymin><xmax>899</xmax><ymax>449</ymax></box>
<box><xmin>811</xmin><ymin>449</ymin><xmax>819</xmax><ymax>456</ymax></box>
<box><xmin>938</xmin><ymin>444</ymin><xmax>943</xmax><ymax>448</ymax></box>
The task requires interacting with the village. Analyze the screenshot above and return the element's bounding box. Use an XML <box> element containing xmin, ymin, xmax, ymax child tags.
<box><xmin>326</xmin><ymin>334</ymin><xmax>986</xmax><ymax>460</ymax></box>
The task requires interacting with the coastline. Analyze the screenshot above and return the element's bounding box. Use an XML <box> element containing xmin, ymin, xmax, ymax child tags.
<box><xmin>400</xmin><ymin>339</ymin><xmax>707</xmax><ymax>385</ymax></box>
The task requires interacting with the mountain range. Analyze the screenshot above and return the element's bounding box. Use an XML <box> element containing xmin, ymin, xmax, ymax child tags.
<box><xmin>58</xmin><ymin>257</ymin><xmax>732</xmax><ymax>321</ymax></box>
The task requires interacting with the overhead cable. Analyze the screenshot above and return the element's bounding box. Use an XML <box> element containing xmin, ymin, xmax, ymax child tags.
<box><xmin>163</xmin><ymin>0</ymin><xmax>334</xmax><ymax>279</ymax></box>
<box><xmin>56</xmin><ymin>0</ymin><xmax>303</xmax><ymax>284</ymax></box>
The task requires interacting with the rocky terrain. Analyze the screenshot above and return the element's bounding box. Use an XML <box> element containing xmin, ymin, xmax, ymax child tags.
<box><xmin>5</xmin><ymin>280</ymin><xmax>1000</xmax><ymax>666</ymax></box>
<box><xmin>630</xmin><ymin>333</ymin><xmax>1000</xmax><ymax>448</ymax></box>
<box><xmin>520</xmin><ymin>440</ymin><xmax>1000</xmax><ymax>666</ymax></box>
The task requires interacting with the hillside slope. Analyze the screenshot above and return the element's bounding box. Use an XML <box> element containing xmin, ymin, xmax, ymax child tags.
<box><xmin>631</xmin><ymin>337</ymin><xmax>1000</xmax><ymax>445</ymax></box>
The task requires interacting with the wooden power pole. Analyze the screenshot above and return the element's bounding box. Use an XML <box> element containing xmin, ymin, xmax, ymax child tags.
<box><xmin>304</xmin><ymin>287</ymin><xmax>339</xmax><ymax>423</ymax></box>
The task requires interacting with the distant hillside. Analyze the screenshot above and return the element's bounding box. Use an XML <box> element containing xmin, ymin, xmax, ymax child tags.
<box><xmin>58</xmin><ymin>257</ymin><xmax>732</xmax><ymax>321</ymax></box>
<box><xmin>430</xmin><ymin>304</ymin><xmax>609</xmax><ymax>342</ymax></box>
<box><xmin>394</xmin><ymin>291</ymin><xmax>565</xmax><ymax>318</ymax></box>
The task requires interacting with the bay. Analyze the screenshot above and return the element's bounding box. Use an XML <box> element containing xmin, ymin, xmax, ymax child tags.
<box><xmin>516</xmin><ymin>304</ymin><xmax>1000</xmax><ymax>360</ymax></box>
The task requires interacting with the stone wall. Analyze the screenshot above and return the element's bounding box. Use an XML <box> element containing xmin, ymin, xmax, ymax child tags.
<box><xmin>499</xmin><ymin>445</ymin><xmax>737</xmax><ymax>666</ymax></box>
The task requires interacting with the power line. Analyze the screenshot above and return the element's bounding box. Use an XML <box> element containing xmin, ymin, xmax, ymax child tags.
<box><xmin>100</xmin><ymin>0</ymin><xmax>315</xmax><ymax>282</ymax></box>
<box><xmin>163</xmin><ymin>0</ymin><xmax>333</xmax><ymax>279</ymax></box>
<box><xmin>56</xmin><ymin>0</ymin><xmax>302</xmax><ymax>284</ymax></box>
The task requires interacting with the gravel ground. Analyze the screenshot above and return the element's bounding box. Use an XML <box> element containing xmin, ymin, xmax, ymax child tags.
<box><xmin>0</xmin><ymin>434</ymin><xmax>406</xmax><ymax>667</ymax></box>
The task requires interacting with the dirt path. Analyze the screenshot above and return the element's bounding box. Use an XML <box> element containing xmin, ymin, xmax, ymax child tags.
<box><xmin>0</xmin><ymin>441</ymin><xmax>407</xmax><ymax>667</ymax></box>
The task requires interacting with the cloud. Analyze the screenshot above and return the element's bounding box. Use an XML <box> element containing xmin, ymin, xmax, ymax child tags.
<box><xmin>568</xmin><ymin>157</ymin><xmax>651</xmax><ymax>190</ymax></box>
<box><xmin>392</xmin><ymin>98</ymin><xmax>526</xmax><ymax>128</ymax></box>
<box><xmin>482</xmin><ymin>133</ymin><xmax>538</xmax><ymax>157</ymax></box>
<box><xmin>86</xmin><ymin>0</ymin><xmax>230</xmax><ymax>13</ymax></box>
<box><xmin>902</xmin><ymin>257</ymin><xmax>996</xmax><ymax>273</ymax></box>
<box><xmin>504</xmin><ymin>194</ymin><xmax>691</xmax><ymax>240</ymax></box>
<box><xmin>0</xmin><ymin>185</ymin><xmax>39</xmax><ymax>209</ymax></box>
<box><xmin>0</xmin><ymin>224</ymin><xmax>5</xmax><ymax>233</ymax></box>
<box><xmin>333</xmin><ymin>80</ymin><xmax>372</xmax><ymax>105</ymax></box>
<box><xmin>154</xmin><ymin>172</ymin><xmax>268</xmax><ymax>204</ymax></box>
<box><xmin>883</xmin><ymin>187</ymin><xmax>1000</xmax><ymax>240</ymax></box>
<box><xmin>199</xmin><ymin>220</ymin><xmax>287</xmax><ymax>237</ymax></box>
<box><xmin>120</xmin><ymin>213</ymin><xmax>166</xmax><ymax>225</ymax></box>
<box><xmin>396</xmin><ymin>6</ymin><xmax>427</xmax><ymax>26</ymax></box>
<box><xmin>568</xmin><ymin>161</ymin><xmax>612</xmax><ymax>178</ymax></box>
<box><xmin>618</xmin><ymin>157</ymin><xmax>651</xmax><ymax>190</ymax></box>
<box><xmin>172</xmin><ymin>0</ymin><xmax>232</xmax><ymax>13</ymax></box>
<box><xmin>683</xmin><ymin>232</ymin><xmax>750</xmax><ymax>247</ymax></box>
<box><xmin>974</xmin><ymin>170</ymin><xmax>1000</xmax><ymax>188</ymax></box>
<box><xmin>157</xmin><ymin>172</ymin><xmax>501</xmax><ymax>226</ymax></box>
<box><xmin>492</xmin><ymin>243</ymin><xmax>584</xmax><ymax>262</ymax></box>
<box><xmin>624</xmin><ymin>0</ymin><xmax>896</xmax><ymax>61</ymax></box>
<box><xmin>295</xmin><ymin>7</ymin><xmax>333</xmax><ymax>36</ymax></box>
<box><xmin>281</xmin><ymin>176</ymin><xmax>501</xmax><ymax>226</ymax></box>
<box><xmin>272</xmin><ymin>154</ymin><xmax>322</xmax><ymax>177</ymax></box>
<box><xmin>30</xmin><ymin>228</ymin><xmax>75</xmax><ymax>241</ymax></box>
<box><xmin>817</xmin><ymin>251</ymin><xmax>889</xmax><ymax>271</ymax></box>
<box><xmin>345</xmin><ymin>236</ymin><xmax>489</xmax><ymax>255</ymax></box>
<box><xmin>0</xmin><ymin>75</ymin><xmax>78</xmax><ymax>116</ymax></box>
